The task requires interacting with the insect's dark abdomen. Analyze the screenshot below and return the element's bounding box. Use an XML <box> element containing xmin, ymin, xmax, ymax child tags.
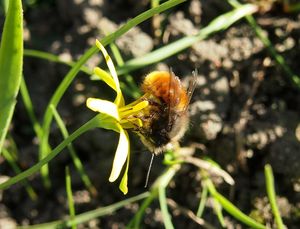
<box><xmin>149</xmin><ymin>111</ymin><xmax>170</xmax><ymax>147</ymax></box>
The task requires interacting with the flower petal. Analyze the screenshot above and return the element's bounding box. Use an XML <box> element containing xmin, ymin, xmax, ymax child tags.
<box><xmin>96</xmin><ymin>40</ymin><xmax>124</xmax><ymax>107</ymax></box>
<box><xmin>96</xmin><ymin>40</ymin><xmax>120</xmax><ymax>89</ymax></box>
<box><xmin>94</xmin><ymin>67</ymin><xmax>117</xmax><ymax>92</ymax></box>
<box><xmin>119</xmin><ymin>100</ymin><xmax>149</xmax><ymax>118</ymax></box>
<box><xmin>119</xmin><ymin>131</ymin><xmax>130</xmax><ymax>195</ymax></box>
<box><xmin>94</xmin><ymin>114</ymin><xmax>119</xmax><ymax>132</ymax></box>
<box><xmin>109</xmin><ymin>125</ymin><xmax>129</xmax><ymax>182</ymax></box>
<box><xmin>86</xmin><ymin>98</ymin><xmax>119</xmax><ymax>120</ymax></box>
<box><xmin>120</xmin><ymin>118</ymin><xmax>143</xmax><ymax>129</ymax></box>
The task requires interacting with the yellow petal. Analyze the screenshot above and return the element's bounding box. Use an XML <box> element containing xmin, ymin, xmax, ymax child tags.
<box><xmin>96</xmin><ymin>40</ymin><xmax>120</xmax><ymax>89</ymax></box>
<box><xmin>86</xmin><ymin>98</ymin><xmax>119</xmax><ymax>120</ymax></box>
<box><xmin>120</xmin><ymin>100</ymin><xmax>149</xmax><ymax>118</ymax></box>
<box><xmin>120</xmin><ymin>118</ymin><xmax>143</xmax><ymax>129</ymax></box>
<box><xmin>94</xmin><ymin>67</ymin><xmax>117</xmax><ymax>92</ymax></box>
<box><xmin>109</xmin><ymin>125</ymin><xmax>129</xmax><ymax>182</ymax></box>
<box><xmin>114</xmin><ymin>93</ymin><xmax>125</xmax><ymax>108</ymax></box>
<box><xmin>132</xmin><ymin>100</ymin><xmax>149</xmax><ymax>111</ymax></box>
<box><xmin>119</xmin><ymin>133</ymin><xmax>130</xmax><ymax>195</ymax></box>
<box><xmin>96</xmin><ymin>40</ymin><xmax>124</xmax><ymax>107</ymax></box>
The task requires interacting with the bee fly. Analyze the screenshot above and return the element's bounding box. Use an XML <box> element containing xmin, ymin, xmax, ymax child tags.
<box><xmin>132</xmin><ymin>70</ymin><xmax>197</xmax><ymax>187</ymax></box>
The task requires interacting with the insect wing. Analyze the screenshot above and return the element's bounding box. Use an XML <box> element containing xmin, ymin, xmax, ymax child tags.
<box><xmin>169</xmin><ymin>71</ymin><xmax>180</xmax><ymax>109</ymax></box>
<box><xmin>184</xmin><ymin>70</ymin><xmax>197</xmax><ymax>111</ymax></box>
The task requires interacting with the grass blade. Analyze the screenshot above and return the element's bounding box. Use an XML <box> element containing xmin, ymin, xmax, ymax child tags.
<box><xmin>19</xmin><ymin>192</ymin><xmax>149</xmax><ymax>228</ymax></box>
<box><xmin>0</xmin><ymin>0</ymin><xmax>23</xmax><ymax>154</ymax></box>
<box><xmin>159</xmin><ymin>186</ymin><xmax>174</xmax><ymax>229</ymax></box>
<box><xmin>212</xmin><ymin>198</ymin><xmax>226</xmax><ymax>227</ymax></box>
<box><xmin>65</xmin><ymin>167</ymin><xmax>76</xmax><ymax>229</ymax></box>
<box><xmin>0</xmin><ymin>115</ymin><xmax>101</xmax><ymax>190</ymax></box>
<box><xmin>2</xmin><ymin>149</ymin><xmax>37</xmax><ymax>201</ymax></box>
<box><xmin>127</xmin><ymin>190</ymin><xmax>157</xmax><ymax>228</ymax></box>
<box><xmin>20</xmin><ymin>78</ymin><xmax>44</xmax><ymax>138</ymax></box>
<box><xmin>196</xmin><ymin>183</ymin><xmax>208</xmax><ymax>217</ymax></box>
<box><xmin>24</xmin><ymin>49</ymin><xmax>92</xmax><ymax>75</ymax></box>
<box><xmin>0</xmin><ymin>0</ymin><xmax>9</xmax><ymax>13</ymax></box>
<box><xmin>51</xmin><ymin>105</ymin><xmax>97</xmax><ymax>196</ymax></box>
<box><xmin>206</xmin><ymin>179</ymin><xmax>266</xmax><ymax>229</ymax></box>
<box><xmin>155</xmin><ymin>165</ymin><xmax>180</xmax><ymax>229</ymax></box>
<box><xmin>116</xmin><ymin>4</ymin><xmax>258</xmax><ymax>75</ymax></box>
<box><xmin>264</xmin><ymin>164</ymin><xmax>285</xmax><ymax>229</ymax></box>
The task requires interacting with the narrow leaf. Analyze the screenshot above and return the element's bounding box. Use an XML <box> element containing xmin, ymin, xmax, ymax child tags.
<box><xmin>0</xmin><ymin>0</ymin><xmax>23</xmax><ymax>154</ymax></box>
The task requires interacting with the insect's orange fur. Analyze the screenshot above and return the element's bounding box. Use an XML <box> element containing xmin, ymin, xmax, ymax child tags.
<box><xmin>141</xmin><ymin>71</ymin><xmax>188</xmax><ymax>112</ymax></box>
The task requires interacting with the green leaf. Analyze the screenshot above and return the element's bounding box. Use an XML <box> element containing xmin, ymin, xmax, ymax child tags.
<box><xmin>264</xmin><ymin>164</ymin><xmax>285</xmax><ymax>229</ymax></box>
<box><xmin>0</xmin><ymin>0</ymin><xmax>23</xmax><ymax>154</ymax></box>
<box><xmin>65</xmin><ymin>167</ymin><xmax>76</xmax><ymax>229</ymax></box>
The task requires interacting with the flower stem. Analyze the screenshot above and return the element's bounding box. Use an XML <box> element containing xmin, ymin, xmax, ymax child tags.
<box><xmin>0</xmin><ymin>116</ymin><xmax>100</xmax><ymax>191</ymax></box>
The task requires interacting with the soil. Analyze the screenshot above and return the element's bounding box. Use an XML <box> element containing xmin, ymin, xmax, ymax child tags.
<box><xmin>1</xmin><ymin>0</ymin><xmax>300</xmax><ymax>228</ymax></box>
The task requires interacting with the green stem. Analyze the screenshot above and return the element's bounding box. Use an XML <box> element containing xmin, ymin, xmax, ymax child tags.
<box><xmin>155</xmin><ymin>165</ymin><xmax>180</xmax><ymax>229</ymax></box>
<box><xmin>20</xmin><ymin>192</ymin><xmax>150</xmax><ymax>229</ymax></box>
<box><xmin>127</xmin><ymin>164</ymin><xmax>180</xmax><ymax>229</ymax></box>
<box><xmin>196</xmin><ymin>183</ymin><xmax>208</xmax><ymax>217</ymax></box>
<box><xmin>2</xmin><ymin>149</ymin><xmax>37</xmax><ymax>200</ymax></box>
<box><xmin>117</xmin><ymin>4</ymin><xmax>257</xmax><ymax>75</ymax></box>
<box><xmin>0</xmin><ymin>116</ymin><xmax>100</xmax><ymax>191</ymax></box>
<box><xmin>127</xmin><ymin>190</ymin><xmax>157</xmax><ymax>228</ymax></box>
<box><xmin>50</xmin><ymin>105</ymin><xmax>97</xmax><ymax>195</ymax></box>
<box><xmin>264</xmin><ymin>164</ymin><xmax>284</xmax><ymax>229</ymax></box>
<box><xmin>65</xmin><ymin>167</ymin><xmax>76</xmax><ymax>229</ymax></box>
<box><xmin>20</xmin><ymin>77</ymin><xmax>43</xmax><ymax>138</ymax></box>
<box><xmin>24</xmin><ymin>49</ymin><xmax>92</xmax><ymax>75</ymax></box>
<box><xmin>39</xmin><ymin>45</ymin><xmax>97</xmax><ymax>186</ymax></box>
<box><xmin>110</xmin><ymin>43</ymin><xmax>140</xmax><ymax>98</ymax></box>
<box><xmin>205</xmin><ymin>179</ymin><xmax>266</xmax><ymax>229</ymax></box>
<box><xmin>159</xmin><ymin>186</ymin><xmax>174</xmax><ymax>229</ymax></box>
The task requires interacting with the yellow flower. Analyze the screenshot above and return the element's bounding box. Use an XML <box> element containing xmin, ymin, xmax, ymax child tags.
<box><xmin>86</xmin><ymin>40</ymin><xmax>148</xmax><ymax>194</ymax></box>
